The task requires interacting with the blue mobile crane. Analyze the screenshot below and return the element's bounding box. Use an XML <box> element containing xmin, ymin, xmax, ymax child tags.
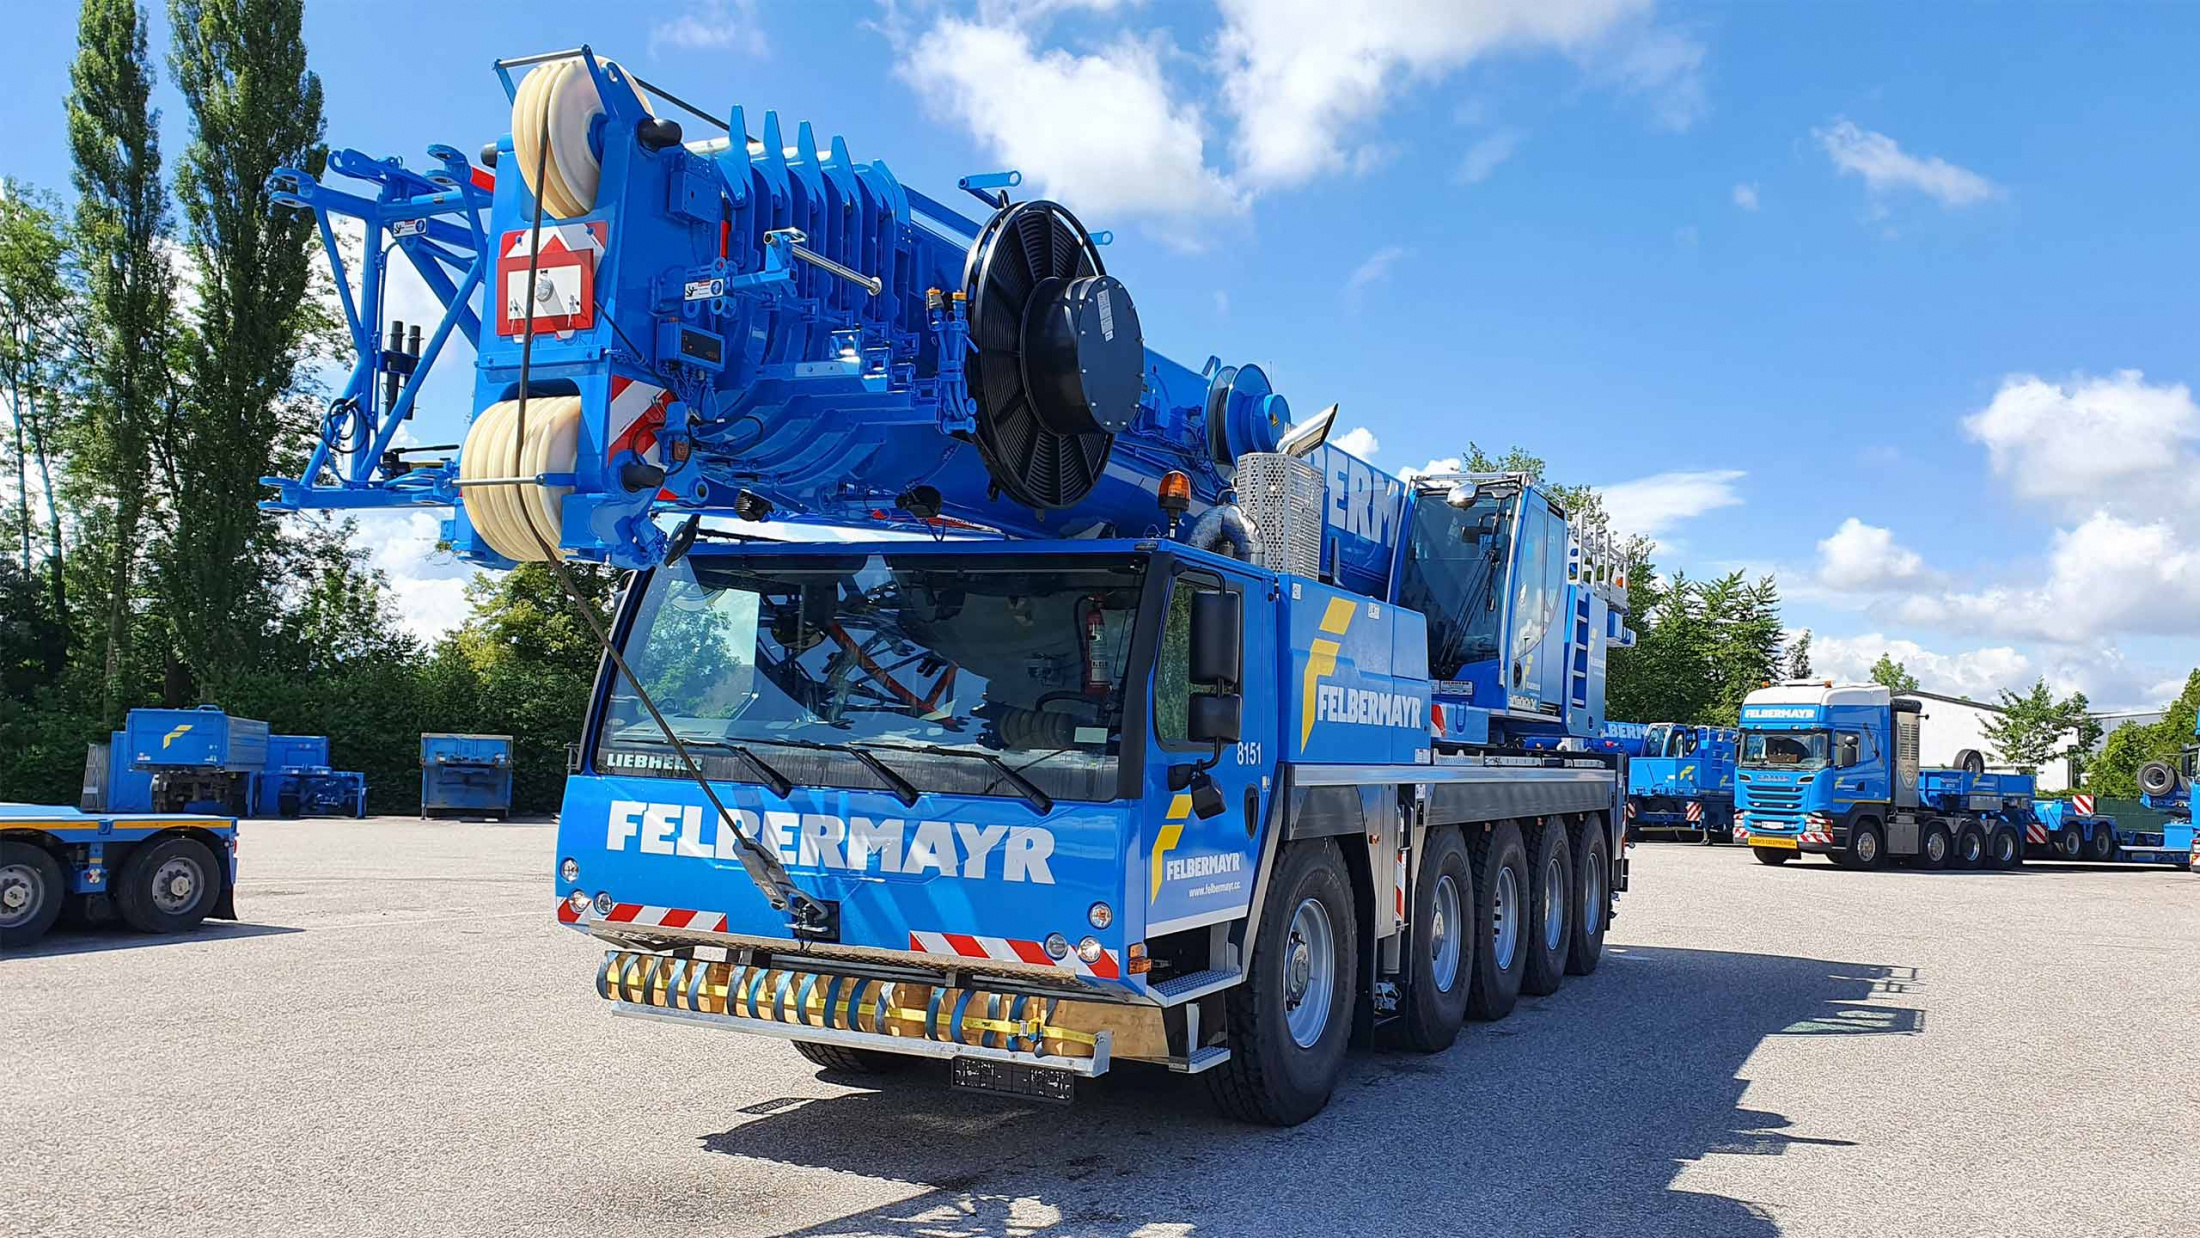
<box><xmin>258</xmin><ymin>47</ymin><xmax>1637</xmax><ymax>1124</ymax></box>
<box><xmin>1626</xmin><ymin>724</ymin><xmax>1738</xmax><ymax>845</ymax></box>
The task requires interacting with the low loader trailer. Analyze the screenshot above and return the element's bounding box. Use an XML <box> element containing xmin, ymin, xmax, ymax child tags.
<box><xmin>260</xmin><ymin>45</ymin><xmax>1640</xmax><ymax>1123</ymax></box>
<box><xmin>0</xmin><ymin>805</ymin><xmax>237</xmax><ymax>947</ymax></box>
<box><xmin>1624</xmin><ymin>723</ymin><xmax>1737</xmax><ymax>845</ymax></box>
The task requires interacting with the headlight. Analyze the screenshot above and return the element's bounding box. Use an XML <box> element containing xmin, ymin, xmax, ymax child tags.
<box><xmin>1087</xmin><ymin>901</ymin><xmax>1113</xmax><ymax>929</ymax></box>
<box><xmin>1042</xmin><ymin>933</ymin><xmax>1071</xmax><ymax>961</ymax></box>
<box><xmin>1076</xmin><ymin>936</ymin><xmax>1104</xmax><ymax>964</ymax></box>
<box><xmin>560</xmin><ymin>857</ymin><xmax>580</xmax><ymax>882</ymax></box>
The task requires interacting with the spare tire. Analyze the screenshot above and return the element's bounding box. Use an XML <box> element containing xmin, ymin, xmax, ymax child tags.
<box><xmin>2138</xmin><ymin>760</ymin><xmax>2183</xmax><ymax>798</ymax></box>
<box><xmin>1953</xmin><ymin>749</ymin><xmax>1986</xmax><ymax>776</ymax></box>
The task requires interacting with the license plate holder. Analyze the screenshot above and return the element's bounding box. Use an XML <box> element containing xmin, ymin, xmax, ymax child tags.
<box><xmin>951</xmin><ymin>1057</ymin><xmax>1075</xmax><ymax>1105</ymax></box>
<box><xmin>1751</xmin><ymin>834</ymin><xmax>1798</xmax><ymax>849</ymax></box>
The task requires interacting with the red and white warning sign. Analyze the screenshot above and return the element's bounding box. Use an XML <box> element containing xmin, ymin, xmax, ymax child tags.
<box><xmin>497</xmin><ymin>222</ymin><xmax>607</xmax><ymax>337</ymax></box>
<box><xmin>2073</xmin><ymin>794</ymin><xmax>2095</xmax><ymax>816</ymax></box>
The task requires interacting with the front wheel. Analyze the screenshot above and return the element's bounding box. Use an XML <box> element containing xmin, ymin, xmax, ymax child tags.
<box><xmin>1520</xmin><ymin>820</ymin><xmax>1572</xmax><ymax>996</ymax></box>
<box><xmin>1208</xmin><ymin>838</ymin><xmax>1359</xmax><ymax>1126</ymax></box>
<box><xmin>0</xmin><ymin>841</ymin><xmax>67</xmax><ymax>947</ymax></box>
<box><xmin>116</xmin><ymin>836</ymin><xmax>220</xmax><ymax>934</ymax></box>
<box><xmin>1848</xmin><ymin>821</ymin><xmax>1887</xmax><ymax>871</ymax></box>
<box><xmin>1752</xmin><ymin>846</ymin><xmax>1794</xmax><ymax>866</ymax></box>
<box><xmin>1399</xmin><ymin>826</ymin><xmax>1473</xmax><ymax>1052</ymax></box>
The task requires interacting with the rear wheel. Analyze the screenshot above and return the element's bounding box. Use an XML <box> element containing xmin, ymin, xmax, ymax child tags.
<box><xmin>1208</xmin><ymin>839</ymin><xmax>1358</xmax><ymax>1126</ymax></box>
<box><xmin>1916</xmin><ymin>821</ymin><xmax>1951</xmax><ymax>871</ymax></box>
<box><xmin>2053</xmin><ymin>828</ymin><xmax>2083</xmax><ymax>860</ymax></box>
<box><xmin>2084</xmin><ymin>827</ymin><xmax>2116</xmax><ymax>862</ymax></box>
<box><xmin>1987</xmin><ymin>827</ymin><xmax>2022</xmax><ymax>870</ymax></box>
<box><xmin>1465</xmin><ymin>820</ymin><xmax>1529</xmax><ymax>1022</ymax></box>
<box><xmin>792</xmin><ymin>1041</ymin><xmax>917</xmax><ymax>1075</ymax></box>
<box><xmin>1951</xmin><ymin>826</ymin><xmax>1985</xmax><ymax>870</ymax></box>
<box><xmin>1521</xmin><ymin>820</ymin><xmax>1572</xmax><ymax>996</ymax></box>
<box><xmin>1400</xmin><ymin>826</ymin><xmax>1473</xmax><ymax>1052</ymax></box>
<box><xmin>1564</xmin><ymin>815</ymin><xmax>1611</xmax><ymax>977</ymax></box>
<box><xmin>115</xmin><ymin>836</ymin><xmax>219</xmax><ymax>934</ymax></box>
<box><xmin>1752</xmin><ymin>846</ymin><xmax>1794</xmax><ymax>866</ymax></box>
<box><xmin>0</xmin><ymin>841</ymin><xmax>67</xmax><ymax>947</ymax></box>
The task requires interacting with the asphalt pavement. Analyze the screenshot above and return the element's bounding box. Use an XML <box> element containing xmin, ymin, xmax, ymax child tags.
<box><xmin>7</xmin><ymin>818</ymin><xmax>2197</xmax><ymax>1238</ymax></box>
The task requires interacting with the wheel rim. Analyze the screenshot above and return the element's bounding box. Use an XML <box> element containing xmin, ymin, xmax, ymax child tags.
<box><xmin>150</xmin><ymin>855</ymin><xmax>204</xmax><ymax>915</ymax></box>
<box><xmin>1542</xmin><ymin>856</ymin><xmax>1566</xmax><ymax>950</ymax></box>
<box><xmin>2057</xmin><ymin>832</ymin><xmax>2079</xmax><ymax>858</ymax></box>
<box><xmin>1995</xmin><ymin>834</ymin><xmax>2013</xmax><ymax>863</ymax></box>
<box><xmin>1925</xmin><ymin>831</ymin><xmax>1946</xmax><ymax>863</ymax></box>
<box><xmin>0</xmin><ymin>862</ymin><xmax>42</xmax><ymax>929</ymax></box>
<box><xmin>1857</xmin><ymin>831</ymin><xmax>1879</xmax><ymax>864</ymax></box>
<box><xmin>1961</xmin><ymin>834</ymin><xmax>1979</xmax><ymax>863</ymax></box>
<box><xmin>1582</xmin><ymin>849</ymin><xmax>1605</xmax><ymax>941</ymax></box>
<box><xmin>1282</xmin><ymin>896</ymin><xmax>1336</xmax><ymax>1048</ymax></box>
<box><xmin>1492</xmin><ymin>865</ymin><xmax>1520</xmax><ymax>971</ymax></box>
<box><xmin>1428</xmin><ymin>873</ymin><xmax>1463</xmax><ymax>991</ymax></box>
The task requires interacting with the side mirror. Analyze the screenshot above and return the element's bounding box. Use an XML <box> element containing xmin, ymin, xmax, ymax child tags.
<box><xmin>1836</xmin><ymin>735</ymin><xmax>1860</xmax><ymax>768</ymax></box>
<box><xmin>1188</xmin><ymin>693</ymin><xmax>1242</xmax><ymax>744</ymax></box>
<box><xmin>1189</xmin><ymin>589</ymin><xmax>1241</xmax><ymax>685</ymax></box>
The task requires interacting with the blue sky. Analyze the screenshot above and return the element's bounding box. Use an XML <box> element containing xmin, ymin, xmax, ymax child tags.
<box><xmin>5</xmin><ymin>1</ymin><xmax>2196</xmax><ymax>709</ymax></box>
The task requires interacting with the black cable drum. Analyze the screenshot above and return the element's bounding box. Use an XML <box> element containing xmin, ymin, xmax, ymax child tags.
<box><xmin>963</xmin><ymin>200</ymin><xmax>1145</xmax><ymax>510</ymax></box>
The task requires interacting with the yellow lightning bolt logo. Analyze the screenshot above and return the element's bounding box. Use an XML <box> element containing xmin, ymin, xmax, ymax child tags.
<box><xmin>1148</xmin><ymin>793</ymin><xmax>1193</xmax><ymax>902</ymax></box>
<box><xmin>1298</xmin><ymin>597</ymin><xmax>1358</xmax><ymax>752</ymax></box>
<box><xmin>162</xmin><ymin>724</ymin><xmax>193</xmax><ymax>749</ymax></box>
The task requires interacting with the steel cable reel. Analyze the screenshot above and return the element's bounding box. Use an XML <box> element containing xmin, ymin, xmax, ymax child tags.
<box><xmin>511</xmin><ymin>57</ymin><xmax>651</xmax><ymax>220</ymax></box>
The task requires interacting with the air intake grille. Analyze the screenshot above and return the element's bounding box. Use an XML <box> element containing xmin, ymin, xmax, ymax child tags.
<box><xmin>1236</xmin><ymin>452</ymin><xmax>1324</xmax><ymax>578</ymax></box>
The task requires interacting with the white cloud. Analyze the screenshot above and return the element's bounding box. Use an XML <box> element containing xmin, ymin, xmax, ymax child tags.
<box><xmin>352</xmin><ymin>510</ymin><xmax>480</xmax><ymax>642</ymax></box>
<box><xmin>1344</xmin><ymin>244</ymin><xmax>1407</xmax><ymax>306</ymax></box>
<box><xmin>1895</xmin><ymin>511</ymin><xmax>2200</xmax><ymax>643</ymax></box>
<box><xmin>1398</xmin><ymin>457</ymin><xmax>1463</xmax><ymax>483</ymax></box>
<box><xmin>1332</xmin><ymin>426</ymin><xmax>1380</xmax><ymax>458</ymax></box>
<box><xmin>1731</xmin><ymin>182</ymin><xmax>1759</xmax><ymax>211</ymax></box>
<box><xmin>651</xmin><ymin>0</ymin><xmax>769</xmax><ymax>56</ymax></box>
<box><xmin>1813</xmin><ymin>118</ymin><xmax>2001</xmax><ymax>208</ymax></box>
<box><xmin>1455</xmin><ymin>129</ymin><xmax>1523</xmax><ymax>184</ymax></box>
<box><xmin>1810</xmin><ymin>632</ymin><xmax>2032</xmax><ymax>700</ymax></box>
<box><xmin>1216</xmin><ymin>0</ymin><xmax>1698</xmax><ymax>189</ymax></box>
<box><xmin>1599</xmin><ymin>468</ymin><xmax>1745</xmax><ymax>537</ymax></box>
<box><xmin>896</xmin><ymin>18</ymin><xmax>1243</xmax><ymax>221</ymax></box>
<box><xmin>1963</xmin><ymin>370</ymin><xmax>2199</xmax><ymax>507</ymax></box>
<box><xmin>1816</xmin><ymin>517</ymin><xmax>1926</xmax><ymax>591</ymax></box>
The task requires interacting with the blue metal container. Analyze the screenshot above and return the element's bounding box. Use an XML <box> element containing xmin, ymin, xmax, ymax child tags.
<box><xmin>124</xmin><ymin>706</ymin><xmax>271</xmax><ymax>772</ymax></box>
<box><xmin>266</xmin><ymin>734</ymin><xmax>333</xmax><ymax>771</ymax></box>
<box><xmin>421</xmin><ymin>733</ymin><xmax>515</xmax><ymax>819</ymax></box>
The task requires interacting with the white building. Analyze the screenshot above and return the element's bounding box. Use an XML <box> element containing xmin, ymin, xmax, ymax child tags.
<box><xmin>1900</xmin><ymin>690</ymin><xmax>2072</xmax><ymax>794</ymax></box>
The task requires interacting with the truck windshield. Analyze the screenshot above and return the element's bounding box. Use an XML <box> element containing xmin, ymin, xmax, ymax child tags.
<box><xmin>595</xmin><ymin>552</ymin><xmax>1149</xmax><ymax>802</ymax></box>
<box><xmin>1741</xmin><ymin>730</ymin><xmax>1830</xmax><ymax>770</ymax></box>
<box><xmin>1642</xmin><ymin>724</ymin><xmax>1672</xmax><ymax>757</ymax></box>
<box><xmin>1398</xmin><ymin>491</ymin><xmax>1509</xmax><ymax>679</ymax></box>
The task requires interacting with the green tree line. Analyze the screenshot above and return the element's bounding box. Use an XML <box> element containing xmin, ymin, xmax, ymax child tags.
<box><xmin>0</xmin><ymin>1</ymin><xmax>604</xmax><ymax>813</ymax></box>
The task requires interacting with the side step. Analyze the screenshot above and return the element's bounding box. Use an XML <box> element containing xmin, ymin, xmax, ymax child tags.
<box><xmin>1148</xmin><ymin>966</ymin><xmax>1240</xmax><ymax>1006</ymax></box>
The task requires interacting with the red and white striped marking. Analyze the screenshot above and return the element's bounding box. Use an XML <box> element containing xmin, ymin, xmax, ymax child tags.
<box><xmin>1684</xmin><ymin>800</ymin><xmax>1704</xmax><ymax>823</ymax></box>
<box><xmin>1798</xmin><ymin>830</ymin><xmax>1834</xmax><ymax>847</ymax></box>
<box><xmin>558</xmin><ymin>898</ymin><xmax>729</xmax><ymax>934</ymax></box>
<box><xmin>908</xmin><ymin>930</ymin><xmax>1121</xmax><ymax>981</ymax></box>
<box><xmin>2026</xmin><ymin>822</ymin><xmax>2050</xmax><ymax>845</ymax></box>
<box><xmin>2073</xmin><ymin>794</ymin><xmax>2096</xmax><ymax>816</ymax></box>
<box><xmin>1624</xmin><ymin>801</ymin><xmax>1637</xmax><ymax>820</ymax></box>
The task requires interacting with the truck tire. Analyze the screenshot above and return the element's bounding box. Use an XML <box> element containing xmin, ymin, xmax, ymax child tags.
<box><xmin>2138</xmin><ymin>759</ymin><xmax>2183</xmax><ymax>798</ymax></box>
<box><xmin>2053</xmin><ymin>828</ymin><xmax>2083</xmax><ymax>860</ymax></box>
<box><xmin>1207</xmin><ymin>838</ymin><xmax>1358</xmax><ymax>1126</ymax></box>
<box><xmin>1464</xmin><ymin>820</ymin><xmax>1529</xmax><ymax>1021</ymax></box>
<box><xmin>1752</xmin><ymin>846</ymin><xmax>1793</xmax><ymax>866</ymax></box>
<box><xmin>1846</xmin><ymin>820</ymin><xmax>1887</xmax><ymax>871</ymax></box>
<box><xmin>1988</xmin><ymin>827</ymin><xmax>2023</xmax><ymax>869</ymax></box>
<box><xmin>791</xmin><ymin>1041</ymin><xmax>916</xmax><ymax>1075</ymax></box>
<box><xmin>115</xmin><ymin>836</ymin><xmax>220</xmax><ymax>934</ymax></box>
<box><xmin>0</xmin><ymin>841</ymin><xmax>67</xmax><ymax>948</ymax></box>
<box><xmin>1564</xmin><ymin>814</ymin><xmax>1611</xmax><ymax>976</ymax></box>
<box><xmin>2084</xmin><ymin>826</ymin><xmax>2116</xmax><ymax>862</ymax></box>
<box><xmin>1399</xmin><ymin>826</ymin><xmax>1473</xmax><ymax>1052</ymax></box>
<box><xmin>1520</xmin><ymin>819</ymin><xmax>1572</xmax><ymax>996</ymax></box>
<box><xmin>1951</xmin><ymin>825</ymin><xmax>1985</xmax><ymax>870</ymax></box>
<box><xmin>1953</xmin><ymin>749</ymin><xmax>1986</xmax><ymax>776</ymax></box>
<box><xmin>1916</xmin><ymin>821</ymin><xmax>1951</xmax><ymax>870</ymax></box>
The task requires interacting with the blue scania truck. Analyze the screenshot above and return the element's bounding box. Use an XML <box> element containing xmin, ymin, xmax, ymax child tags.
<box><xmin>259</xmin><ymin>46</ymin><xmax>1638</xmax><ymax>1124</ymax></box>
<box><xmin>1625</xmin><ymin>724</ymin><xmax>1738</xmax><ymax>844</ymax></box>
<box><xmin>1735</xmin><ymin>682</ymin><xmax>2042</xmax><ymax>869</ymax></box>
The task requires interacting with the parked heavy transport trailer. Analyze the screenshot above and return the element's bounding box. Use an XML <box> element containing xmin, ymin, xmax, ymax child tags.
<box><xmin>2137</xmin><ymin>721</ymin><xmax>2199</xmax><ymax>872</ymax></box>
<box><xmin>257</xmin><ymin>734</ymin><xmax>370</xmax><ymax>819</ymax></box>
<box><xmin>1736</xmin><ymin>682</ymin><xmax>2045</xmax><ymax>870</ymax></box>
<box><xmin>258</xmin><ymin>46</ymin><xmax>1638</xmax><ymax>1124</ymax></box>
<box><xmin>1625</xmin><ymin>723</ymin><xmax>1737</xmax><ymax>845</ymax></box>
<box><xmin>82</xmin><ymin>710</ymin><xmax>367</xmax><ymax>819</ymax></box>
<box><xmin>421</xmin><ymin>733</ymin><xmax>515</xmax><ymax>819</ymax></box>
<box><xmin>0</xmin><ymin>806</ymin><xmax>238</xmax><ymax>947</ymax></box>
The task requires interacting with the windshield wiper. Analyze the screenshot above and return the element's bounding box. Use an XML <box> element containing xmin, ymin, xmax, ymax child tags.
<box><xmin>867</xmin><ymin>742</ymin><xmax>1054</xmax><ymax>814</ymax></box>
<box><xmin>735</xmin><ymin>736</ymin><xmax>923</xmax><ymax>808</ymax></box>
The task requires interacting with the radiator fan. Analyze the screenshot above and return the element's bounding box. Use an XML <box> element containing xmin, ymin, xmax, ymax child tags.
<box><xmin>963</xmin><ymin>200</ymin><xmax>1144</xmax><ymax>510</ymax></box>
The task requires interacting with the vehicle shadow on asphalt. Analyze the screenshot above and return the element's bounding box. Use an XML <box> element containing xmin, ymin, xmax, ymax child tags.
<box><xmin>6</xmin><ymin>921</ymin><xmax>301</xmax><ymax>959</ymax></box>
<box><xmin>696</xmin><ymin>946</ymin><xmax>1919</xmax><ymax>1238</ymax></box>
